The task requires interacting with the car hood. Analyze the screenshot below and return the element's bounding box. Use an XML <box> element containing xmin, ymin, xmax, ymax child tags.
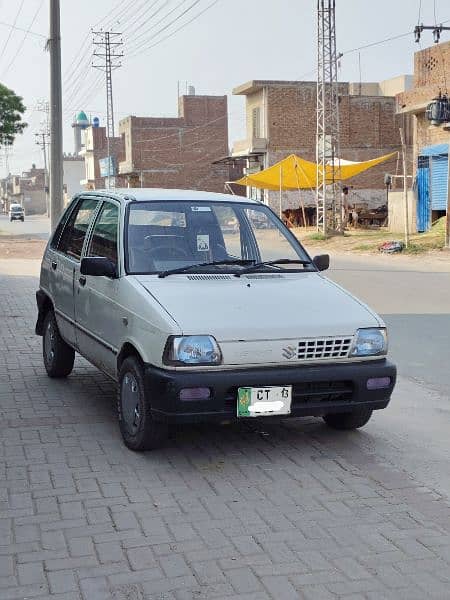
<box><xmin>134</xmin><ymin>272</ymin><xmax>382</xmax><ymax>341</ymax></box>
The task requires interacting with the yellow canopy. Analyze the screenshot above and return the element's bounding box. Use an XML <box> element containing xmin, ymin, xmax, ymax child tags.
<box><xmin>234</xmin><ymin>152</ymin><xmax>397</xmax><ymax>191</ymax></box>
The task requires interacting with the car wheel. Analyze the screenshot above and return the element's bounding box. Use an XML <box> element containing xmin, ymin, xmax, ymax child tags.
<box><xmin>118</xmin><ymin>356</ymin><xmax>168</xmax><ymax>451</ymax></box>
<box><xmin>43</xmin><ymin>310</ymin><xmax>75</xmax><ymax>378</ymax></box>
<box><xmin>323</xmin><ymin>408</ymin><xmax>373</xmax><ymax>430</ymax></box>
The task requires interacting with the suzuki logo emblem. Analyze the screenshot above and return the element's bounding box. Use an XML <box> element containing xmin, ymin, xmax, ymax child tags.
<box><xmin>282</xmin><ymin>345</ymin><xmax>297</xmax><ymax>360</ymax></box>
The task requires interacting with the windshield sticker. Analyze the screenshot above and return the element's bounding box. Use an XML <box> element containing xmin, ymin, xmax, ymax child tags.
<box><xmin>191</xmin><ymin>206</ymin><xmax>211</xmax><ymax>212</ymax></box>
<box><xmin>197</xmin><ymin>235</ymin><xmax>210</xmax><ymax>252</ymax></box>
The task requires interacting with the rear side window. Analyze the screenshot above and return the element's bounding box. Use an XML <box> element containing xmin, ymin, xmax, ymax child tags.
<box><xmin>57</xmin><ymin>198</ymin><xmax>98</xmax><ymax>260</ymax></box>
<box><xmin>87</xmin><ymin>202</ymin><xmax>119</xmax><ymax>264</ymax></box>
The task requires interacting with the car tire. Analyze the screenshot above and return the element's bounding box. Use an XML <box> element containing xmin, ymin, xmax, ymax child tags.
<box><xmin>118</xmin><ymin>356</ymin><xmax>168</xmax><ymax>451</ymax></box>
<box><xmin>42</xmin><ymin>310</ymin><xmax>75</xmax><ymax>378</ymax></box>
<box><xmin>323</xmin><ymin>408</ymin><xmax>373</xmax><ymax>430</ymax></box>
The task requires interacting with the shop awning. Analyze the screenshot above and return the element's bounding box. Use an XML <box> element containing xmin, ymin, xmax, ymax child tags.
<box><xmin>234</xmin><ymin>152</ymin><xmax>397</xmax><ymax>191</ymax></box>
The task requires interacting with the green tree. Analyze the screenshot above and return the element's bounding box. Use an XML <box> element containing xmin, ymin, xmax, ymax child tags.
<box><xmin>0</xmin><ymin>83</ymin><xmax>27</xmax><ymax>145</ymax></box>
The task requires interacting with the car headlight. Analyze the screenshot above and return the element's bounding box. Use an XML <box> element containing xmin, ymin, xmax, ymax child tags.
<box><xmin>350</xmin><ymin>328</ymin><xmax>387</xmax><ymax>357</ymax></box>
<box><xmin>163</xmin><ymin>335</ymin><xmax>222</xmax><ymax>365</ymax></box>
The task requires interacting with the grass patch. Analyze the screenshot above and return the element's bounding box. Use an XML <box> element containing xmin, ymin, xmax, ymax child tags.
<box><xmin>353</xmin><ymin>243</ymin><xmax>375</xmax><ymax>252</ymax></box>
<box><xmin>306</xmin><ymin>232</ymin><xmax>329</xmax><ymax>241</ymax></box>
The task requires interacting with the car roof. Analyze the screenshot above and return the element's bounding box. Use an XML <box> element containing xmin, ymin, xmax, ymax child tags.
<box><xmin>79</xmin><ymin>188</ymin><xmax>259</xmax><ymax>205</ymax></box>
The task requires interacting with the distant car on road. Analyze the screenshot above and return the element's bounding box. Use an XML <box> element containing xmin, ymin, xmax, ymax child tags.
<box><xmin>35</xmin><ymin>188</ymin><xmax>396</xmax><ymax>451</ymax></box>
<box><xmin>9</xmin><ymin>203</ymin><xmax>25</xmax><ymax>222</ymax></box>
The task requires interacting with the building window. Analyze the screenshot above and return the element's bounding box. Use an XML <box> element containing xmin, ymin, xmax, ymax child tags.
<box><xmin>252</xmin><ymin>107</ymin><xmax>261</xmax><ymax>138</ymax></box>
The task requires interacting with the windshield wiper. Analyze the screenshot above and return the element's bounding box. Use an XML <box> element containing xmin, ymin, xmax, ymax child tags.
<box><xmin>158</xmin><ymin>259</ymin><xmax>255</xmax><ymax>278</ymax></box>
<box><xmin>235</xmin><ymin>258</ymin><xmax>313</xmax><ymax>277</ymax></box>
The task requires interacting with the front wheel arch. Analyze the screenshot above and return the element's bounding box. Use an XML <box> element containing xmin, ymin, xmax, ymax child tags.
<box><xmin>117</xmin><ymin>342</ymin><xmax>143</xmax><ymax>374</ymax></box>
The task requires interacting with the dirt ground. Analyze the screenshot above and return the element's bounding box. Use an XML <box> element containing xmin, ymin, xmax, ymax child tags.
<box><xmin>294</xmin><ymin>216</ymin><xmax>449</xmax><ymax>257</ymax></box>
<box><xmin>0</xmin><ymin>237</ymin><xmax>47</xmax><ymax>259</ymax></box>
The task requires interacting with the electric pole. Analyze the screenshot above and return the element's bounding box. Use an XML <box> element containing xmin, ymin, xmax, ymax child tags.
<box><xmin>35</xmin><ymin>131</ymin><xmax>50</xmax><ymax>217</ymax></box>
<box><xmin>316</xmin><ymin>0</ymin><xmax>342</xmax><ymax>235</ymax></box>
<box><xmin>48</xmin><ymin>0</ymin><xmax>63</xmax><ymax>231</ymax></box>
<box><xmin>93</xmin><ymin>30</ymin><xmax>123</xmax><ymax>189</ymax></box>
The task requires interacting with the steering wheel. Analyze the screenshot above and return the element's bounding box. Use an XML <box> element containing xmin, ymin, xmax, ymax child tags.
<box><xmin>146</xmin><ymin>244</ymin><xmax>190</xmax><ymax>260</ymax></box>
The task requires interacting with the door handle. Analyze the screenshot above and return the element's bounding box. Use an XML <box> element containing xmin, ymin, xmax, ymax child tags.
<box><xmin>51</xmin><ymin>260</ymin><xmax>57</xmax><ymax>270</ymax></box>
<box><xmin>78</xmin><ymin>275</ymin><xmax>86</xmax><ymax>287</ymax></box>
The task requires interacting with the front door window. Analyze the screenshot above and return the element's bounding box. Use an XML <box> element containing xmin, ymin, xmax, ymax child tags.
<box><xmin>87</xmin><ymin>202</ymin><xmax>119</xmax><ymax>266</ymax></box>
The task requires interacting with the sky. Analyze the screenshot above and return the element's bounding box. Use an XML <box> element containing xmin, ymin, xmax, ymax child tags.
<box><xmin>0</xmin><ymin>0</ymin><xmax>449</xmax><ymax>176</ymax></box>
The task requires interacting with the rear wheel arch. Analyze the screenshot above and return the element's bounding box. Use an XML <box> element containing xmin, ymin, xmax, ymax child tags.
<box><xmin>36</xmin><ymin>291</ymin><xmax>54</xmax><ymax>336</ymax></box>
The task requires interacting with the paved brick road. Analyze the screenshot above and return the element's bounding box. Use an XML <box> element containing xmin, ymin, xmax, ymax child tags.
<box><xmin>1</xmin><ymin>268</ymin><xmax>450</xmax><ymax>600</ymax></box>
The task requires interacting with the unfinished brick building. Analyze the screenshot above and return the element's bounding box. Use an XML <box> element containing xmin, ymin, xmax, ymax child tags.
<box><xmin>397</xmin><ymin>40</ymin><xmax>450</xmax><ymax>162</ymax></box>
<box><xmin>118</xmin><ymin>94</ymin><xmax>229</xmax><ymax>192</ymax></box>
<box><xmin>396</xmin><ymin>40</ymin><xmax>450</xmax><ymax>230</ymax></box>
<box><xmin>232</xmin><ymin>79</ymin><xmax>413</xmax><ymax>211</ymax></box>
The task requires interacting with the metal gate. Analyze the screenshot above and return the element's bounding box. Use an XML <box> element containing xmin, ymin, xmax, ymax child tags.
<box><xmin>430</xmin><ymin>154</ymin><xmax>448</xmax><ymax>211</ymax></box>
<box><xmin>416</xmin><ymin>155</ymin><xmax>430</xmax><ymax>232</ymax></box>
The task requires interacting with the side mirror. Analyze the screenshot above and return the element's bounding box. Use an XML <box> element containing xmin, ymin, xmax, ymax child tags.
<box><xmin>80</xmin><ymin>256</ymin><xmax>117</xmax><ymax>278</ymax></box>
<box><xmin>313</xmin><ymin>254</ymin><xmax>330</xmax><ymax>272</ymax></box>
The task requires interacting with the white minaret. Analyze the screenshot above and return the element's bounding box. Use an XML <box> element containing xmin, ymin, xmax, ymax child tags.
<box><xmin>71</xmin><ymin>110</ymin><xmax>89</xmax><ymax>155</ymax></box>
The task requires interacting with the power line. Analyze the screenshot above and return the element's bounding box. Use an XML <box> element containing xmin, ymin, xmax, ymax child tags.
<box><xmin>127</xmin><ymin>0</ymin><xmax>203</xmax><ymax>56</ymax></box>
<box><xmin>0</xmin><ymin>0</ymin><xmax>25</xmax><ymax>60</ymax></box>
<box><xmin>123</xmin><ymin>0</ymin><xmax>170</xmax><ymax>37</ymax></box>
<box><xmin>0</xmin><ymin>19</ymin><xmax>45</xmax><ymax>38</ymax></box>
<box><xmin>128</xmin><ymin>0</ymin><xmax>221</xmax><ymax>59</ymax></box>
<box><xmin>1</xmin><ymin>0</ymin><xmax>44</xmax><ymax>79</ymax></box>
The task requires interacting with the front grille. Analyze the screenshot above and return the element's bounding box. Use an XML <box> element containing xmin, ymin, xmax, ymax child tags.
<box><xmin>224</xmin><ymin>380</ymin><xmax>353</xmax><ymax>412</ymax></box>
<box><xmin>245</xmin><ymin>274</ymin><xmax>285</xmax><ymax>280</ymax></box>
<box><xmin>292</xmin><ymin>380</ymin><xmax>353</xmax><ymax>405</ymax></box>
<box><xmin>187</xmin><ymin>274</ymin><xmax>232</xmax><ymax>280</ymax></box>
<box><xmin>297</xmin><ymin>337</ymin><xmax>352</xmax><ymax>360</ymax></box>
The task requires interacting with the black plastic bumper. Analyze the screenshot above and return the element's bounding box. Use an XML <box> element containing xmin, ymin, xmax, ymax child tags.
<box><xmin>144</xmin><ymin>359</ymin><xmax>396</xmax><ymax>424</ymax></box>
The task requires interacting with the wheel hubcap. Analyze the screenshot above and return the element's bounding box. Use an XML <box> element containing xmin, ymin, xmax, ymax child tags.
<box><xmin>44</xmin><ymin>322</ymin><xmax>55</xmax><ymax>364</ymax></box>
<box><xmin>121</xmin><ymin>373</ymin><xmax>141</xmax><ymax>435</ymax></box>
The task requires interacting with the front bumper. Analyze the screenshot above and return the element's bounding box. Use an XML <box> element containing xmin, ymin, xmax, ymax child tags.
<box><xmin>144</xmin><ymin>359</ymin><xmax>396</xmax><ymax>424</ymax></box>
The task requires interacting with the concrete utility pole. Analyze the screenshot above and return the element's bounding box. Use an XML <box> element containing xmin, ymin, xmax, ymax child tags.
<box><xmin>93</xmin><ymin>31</ymin><xmax>123</xmax><ymax>189</ymax></box>
<box><xmin>399</xmin><ymin>128</ymin><xmax>409</xmax><ymax>249</ymax></box>
<box><xmin>48</xmin><ymin>0</ymin><xmax>63</xmax><ymax>231</ymax></box>
<box><xmin>35</xmin><ymin>131</ymin><xmax>50</xmax><ymax>217</ymax></box>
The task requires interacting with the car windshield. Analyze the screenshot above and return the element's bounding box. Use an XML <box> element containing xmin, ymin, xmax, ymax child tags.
<box><xmin>11</xmin><ymin>206</ymin><xmax>22</xmax><ymax>212</ymax></box>
<box><xmin>126</xmin><ymin>200</ymin><xmax>313</xmax><ymax>275</ymax></box>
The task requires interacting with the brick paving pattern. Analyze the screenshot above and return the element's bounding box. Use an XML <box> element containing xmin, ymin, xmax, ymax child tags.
<box><xmin>1</xmin><ymin>271</ymin><xmax>450</xmax><ymax>599</ymax></box>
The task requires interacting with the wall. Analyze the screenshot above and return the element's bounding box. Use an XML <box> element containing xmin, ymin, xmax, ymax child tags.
<box><xmin>63</xmin><ymin>157</ymin><xmax>84</xmax><ymax>201</ymax></box>
<box><xmin>119</xmin><ymin>95</ymin><xmax>229</xmax><ymax>192</ymax></box>
<box><xmin>22</xmin><ymin>190</ymin><xmax>46</xmax><ymax>215</ymax></box>
<box><xmin>388</xmin><ymin>190</ymin><xmax>417</xmax><ymax>234</ymax></box>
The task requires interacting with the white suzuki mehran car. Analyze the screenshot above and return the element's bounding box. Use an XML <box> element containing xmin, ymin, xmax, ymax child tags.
<box><xmin>36</xmin><ymin>189</ymin><xmax>396</xmax><ymax>451</ymax></box>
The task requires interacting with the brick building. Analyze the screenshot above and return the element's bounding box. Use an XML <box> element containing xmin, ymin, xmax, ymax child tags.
<box><xmin>118</xmin><ymin>94</ymin><xmax>229</xmax><ymax>191</ymax></box>
<box><xmin>232</xmin><ymin>78</ymin><xmax>412</xmax><ymax>211</ymax></box>
<box><xmin>0</xmin><ymin>165</ymin><xmax>47</xmax><ymax>215</ymax></box>
<box><xmin>80</xmin><ymin>126</ymin><xmax>125</xmax><ymax>190</ymax></box>
<box><xmin>397</xmin><ymin>40</ymin><xmax>450</xmax><ymax>231</ymax></box>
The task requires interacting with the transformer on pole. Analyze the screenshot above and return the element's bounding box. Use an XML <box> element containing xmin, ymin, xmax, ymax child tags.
<box><xmin>93</xmin><ymin>30</ymin><xmax>123</xmax><ymax>189</ymax></box>
<box><xmin>316</xmin><ymin>0</ymin><xmax>342</xmax><ymax>234</ymax></box>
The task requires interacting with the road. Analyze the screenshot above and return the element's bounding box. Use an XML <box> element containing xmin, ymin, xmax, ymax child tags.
<box><xmin>0</xmin><ymin>253</ymin><xmax>449</xmax><ymax>599</ymax></box>
<box><xmin>323</xmin><ymin>251</ymin><xmax>450</xmax><ymax>397</ymax></box>
<box><xmin>0</xmin><ymin>213</ymin><xmax>50</xmax><ymax>240</ymax></box>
